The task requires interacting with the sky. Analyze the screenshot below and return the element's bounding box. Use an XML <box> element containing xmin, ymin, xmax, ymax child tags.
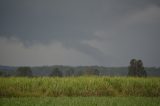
<box><xmin>0</xmin><ymin>0</ymin><xmax>160</xmax><ymax>67</ymax></box>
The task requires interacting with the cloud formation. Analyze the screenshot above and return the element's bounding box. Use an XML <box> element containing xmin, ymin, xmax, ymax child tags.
<box><xmin>0</xmin><ymin>0</ymin><xmax>160</xmax><ymax>66</ymax></box>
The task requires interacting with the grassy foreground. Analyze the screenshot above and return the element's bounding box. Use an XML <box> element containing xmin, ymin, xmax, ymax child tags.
<box><xmin>0</xmin><ymin>77</ymin><xmax>160</xmax><ymax>97</ymax></box>
<box><xmin>0</xmin><ymin>97</ymin><xmax>160</xmax><ymax>106</ymax></box>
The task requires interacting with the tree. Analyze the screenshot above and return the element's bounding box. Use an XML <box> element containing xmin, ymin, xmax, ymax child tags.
<box><xmin>92</xmin><ymin>69</ymin><xmax>100</xmax><ymax>76</ymax></box>
<box><xmin>76</xmin><ymin>70</ymin><xmax>83</xmax><ymax>76</ymax></box>
<box><xmin>65</xmin><ymin>68</ymin><xmax>74</xmax><ymax>77</ymax></box>
<box><xmin>83</xmin><ymin>68</ymin><xmax>100</xmax><ymax>76</ymax></box>
<box><xmin>128</xmin><ymin>59</ymin><xmax>147</xmax><ymax>77</ymax></box>
<box><xmin>128</xmin><ymin>59</ymin><xmax>137</xmax><ymax>76</ymax></box>
<box><xmin>137</xmin><ymin>60</ymin><xmax>147</xmax><ymax>77</ymax></box>
<box><xmin>16</xmin><ymin>67</ymin><xmax>32</xmax><ymax>77</ymax></box>
<box><xmin>0</xmin><ymin>71</ymin><xmax>3</xmax><ymax>76</ymax></box>
<box><xmin>50</xmin><ymin>68</ymin><xmax>63</xmax><ymax>77</ymax></box>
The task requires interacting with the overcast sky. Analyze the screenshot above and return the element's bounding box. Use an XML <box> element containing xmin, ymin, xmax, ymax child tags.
<box><xmin>0</xmin><ymin>0</ymin><xmax>160</xmax><ymax>67</ymax></box>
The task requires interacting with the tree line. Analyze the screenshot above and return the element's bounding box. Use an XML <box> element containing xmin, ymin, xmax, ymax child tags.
<box><xmin>15</xmin><ymin>67</ymin><xmax>100</xmax><ymax>77</ymax></box>
<box><xmin>0</xmin><ymin>59</ymin><xmax>147</xmax><ymax>77</ymax></box>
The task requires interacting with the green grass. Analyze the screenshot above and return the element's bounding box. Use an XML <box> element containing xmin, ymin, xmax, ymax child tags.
<box><xmin>0</xmin><ymin>97</ymin><xmax>160</xmax><ymax>106</ymax></box>
<box><xmin>0</xmin><ymin>77</ymin><xmax>160</xmax><ymax>97</ymax></box>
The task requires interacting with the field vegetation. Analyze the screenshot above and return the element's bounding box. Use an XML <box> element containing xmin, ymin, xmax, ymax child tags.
<box><xmin>1</xmin><ymin>97</ymin><xmax>160</xmax><ymax>106</ymax></box>
<box><xmin>0</xmin><ymin>76</ymin><xmax>160</xmax><ymax>97</ymax></box>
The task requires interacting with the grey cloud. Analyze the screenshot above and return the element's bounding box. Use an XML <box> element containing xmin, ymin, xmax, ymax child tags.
<box><xmin>1</xmin><ymin>0</ymin><xmax>159</xmax><ymax>42</ymax></box>
<box><xmin>0</xmin><ymin>0</ymin><xmax>160</xmax><ymax>66</ymax></box>
<box><xmin>61</xmin><ymin>40</ymin><xmax>111</xmax><ymax>66</ymax></box>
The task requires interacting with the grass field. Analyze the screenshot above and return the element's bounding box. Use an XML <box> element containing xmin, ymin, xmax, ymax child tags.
<box><xmin>1</xmin><ymin>97</ymin><xmax>160</xmax><ymax>106</ymax></box>
<box><xmin>0</xmin><ymin>77</ymin><xmax>160</xmax><ymax>97</ymax></box>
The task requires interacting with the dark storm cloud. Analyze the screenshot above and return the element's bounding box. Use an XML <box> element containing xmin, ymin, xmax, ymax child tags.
<box><xmin>0</xmin><ymin>0</ymin><xmax>160</xmax><ymax>66</ymax></box>
<box><xmin>1</xmin><ymin>0</ymin><xmax>159</xmax><ymax>43</ymax></box>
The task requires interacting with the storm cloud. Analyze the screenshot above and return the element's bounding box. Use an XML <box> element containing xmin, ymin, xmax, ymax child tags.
<box><xmin>0</xmin><ymin>0</ymin><xmax>160</xmax><ymax>66</ymax></box>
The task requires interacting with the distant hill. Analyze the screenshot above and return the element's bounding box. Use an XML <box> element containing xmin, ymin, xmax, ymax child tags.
<box><xmin>0</xmin><ymin>65</ymin><xmax>16</xmax><ymax>70</ymax></box>
<box><xmin>0</xmin><ymin>65</ymin><xmax>17</xmax><ymax>76</ymax></box>
<box><xmin>0</xmin><ymin>65</ymin><xmax>160</xmax><ymax>77</ymax></box>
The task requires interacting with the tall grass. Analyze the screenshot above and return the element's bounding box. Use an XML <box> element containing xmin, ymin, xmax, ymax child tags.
<box><xmin>0</xmin><ymin>77</ymin><xmax>160</xmax><ymax>97</ymax></box>
<box><xmin>1</xmin><ymin>97</ymin><xmax>160</xmax><ymax>106</ymax></box>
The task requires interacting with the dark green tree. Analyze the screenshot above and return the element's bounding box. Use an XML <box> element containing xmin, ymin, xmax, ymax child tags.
<box><xmin>137</xmin><ymin>60</ymin><xmax>147</xmax><ymax>77</ymax></box>
<box><xmin>0</xmin><ymin>71</ymin><xmax>3</xmax><ymax>76</ymax></box>
<box><xmin>92</xmin><ymin>69</ymin><xmax>100</xmax><ymax>76</ymax></box>
<box><xmin>128</xmin><ymin>59</ymin><xmax>147</xmax><ymax>77</ymax></box>
<box><xmin>16</xmin><ymin>67</ymin><xmax>32</xmax><ymax>77</ymax></box>
<box><xmin>65</xmin><ymin>68</ymin><xmax>74</xmax><ymax>77</ymax></box>
<box><xmin>50</xmin><ymin>68</ymin><xmax>63</xmax><ymax>77</ymax></box>
<box><xmin>83</xmin><ymin>68</ymin><xmax>100</xmax><ymax>76</ymax></box>
<box><xmin>128</xmin><ymin>59</ymin><xmax>137</xmax><ymax>76</ymax></box>
<box><xmin>76</xmin><ymin>70</ymin><xmax>83</xmax><ymax>76</ymax></box>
